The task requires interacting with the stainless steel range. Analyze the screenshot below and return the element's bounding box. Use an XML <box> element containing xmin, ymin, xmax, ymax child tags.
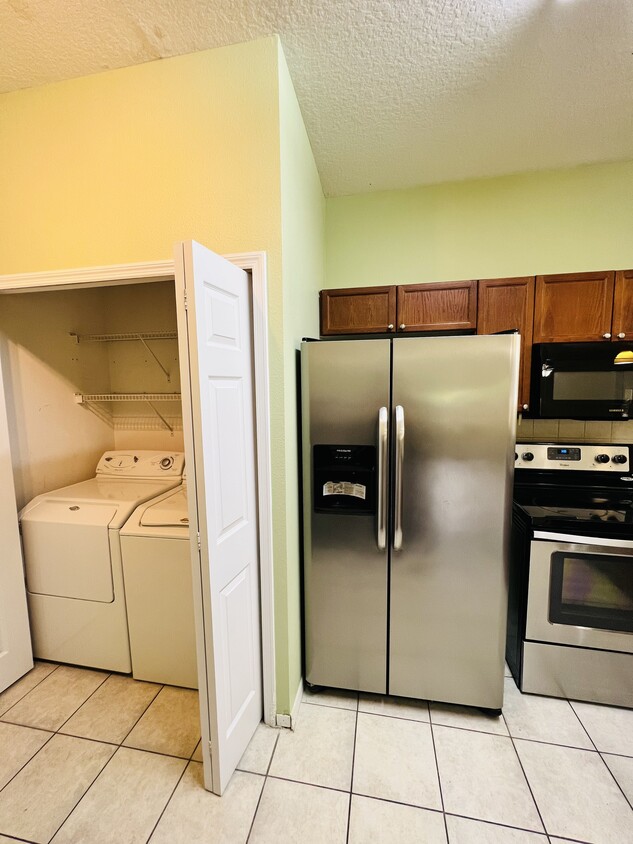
<box><xmin>507</xmin><ymin>442</ymin><xmax>633</xmax><ymax>708</ymax></box>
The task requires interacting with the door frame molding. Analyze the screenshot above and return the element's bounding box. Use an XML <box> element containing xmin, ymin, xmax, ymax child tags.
<box><xmin>0</xmin><ymin>253</ymin><xmax>277</xmax><ymax>725</ymax></box>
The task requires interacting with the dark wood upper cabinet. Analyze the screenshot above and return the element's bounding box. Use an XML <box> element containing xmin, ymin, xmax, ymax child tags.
<box><xmin>320</xmin><ymin>286</ymin><xmax>396</xmax><ymax>335</ymax></box>
<box><xmin>613</xmin><ymin>270</ymin><xmax>633</xmax><ymax>341</ymax></box>
<box><xmin>396</xmin><ymin>281</ymin><xmax>477</xmax><ymax>332</ymax></box>
<box><xmin>477</xmin><ymin>277</ymin><xmax>535</xmax><ymax>410</ymax></box>
<box><xmin>533</xmin><ymin>271</ymin><xmax>616</xmax><ymax>343</ymax></box>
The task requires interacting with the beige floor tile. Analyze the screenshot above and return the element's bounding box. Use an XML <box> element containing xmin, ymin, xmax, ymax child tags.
<box><xmin>445</xmin><ymin>815</ymin><xmax>547</xmax><ymax>843</ymax></box>
<box><xmin>51</xmin><ymin>747</ymin><xmax>186</xmax><ymax>844</ymax></box>
<box><xmin>1</xmin><ymin>665</ymin><xmax>107</xmax><ymax>731</ymax></box>
<box><xmin>603</xmin><ymin>753</ymin><xmax>633</xmax><ymax>805</ymax></box>
<box><xmin>237</xmin><ymin>722</ymin><xmax>279</xmax><ymax>774</ymax></box>
<box><xmin>59</xmin><ymin>674</ymin><xmax>161</xmax><ymax>744</ymax></box>
<box><xmin>0</xmin><ymin>722</ymin><xmax>52</xmax><ymax>789</ymax></box>
<box><xmin>0</xmin><ymin>733</ymin><xmax>115</xmax><ymax>844</ymax></box>
<box><xmin>149</xmin><ymin>762</ymin><xmax>263</xmax><ymax>844</ymax></box>
<box><xmin>433</xmin><ymin>726</ymin><xmax>542</xmax><ymax>831</ymax></box>
<box><xmin>191</xmin><ymin>740</ymin><xmax>203</xmax><ymax>762</ymax></box>
<box><xmin>516</xmin><ymin>739</ymin><xmax>633</xmax><ymax>843</ymax></box>
<box><xmin>0</xmin><ymin>662</ymin><xmax>58</xmax><ymax>716</ymax></box>
<box><xmin>430</xmin><ymin>702</ymin><xmax>508</xmax><ymax>735</ymax></box>
<box><xmin>353</xmin><ymin>712</ymin><xmax>441</xmax><ymax>809</ymax></box>
<box><xmin>249</xmin><ymin>777</ymin><xmax>348</xmax><ymax>844</ymax></box>
<box><xmin>571</xmin><ymin>701</ymin><xmax>633</xmax><ymax>756</ymax></box>
<box><xmin>502</xmin><ymin>680</ymin><xmax>593</xmax><ymax>748</ymax></box>
<box><xmin>359</xmin><ymin>693</ymin><xmax>429</xmax><ymax>722</ymax></box>
<box><xmin>349</xmin><ymin>795</ymin><xmax>447</xmax><ymax>843</ymax></box>
<box><xmin>123</xmin><ymin>685</ymin><xmax>200</xmax><ymax>758</ymax></box>
<box><xmin>269</xmin><ymin>702</ymin><xmax>355</xmax><ymax>790</ymax></box>
<box><xmin>302</xmin><ymin>686</ymin><xmax>358</xmax><ymax>711</ymax></box>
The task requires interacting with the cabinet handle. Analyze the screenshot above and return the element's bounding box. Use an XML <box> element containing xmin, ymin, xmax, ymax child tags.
<box><xmin>618</xmin><ymin>332</ymin><xmax>626</xmax><ymax>339</ymax></box>
<box><xmin>603</xmin><ymin>333</ymin><xmax>612</xmax><ymax>339</ymax></box>
<box><xmin>399</xmin><ymin>323</ymin><xmax>406</xmax><ymax>331</ymax></box>
<box><xmin>522</xmin><ymin>404</ymin><xmax>529</xmax><ymax>411</ymax></box>
<box><xmin>387</xmin><ymin>324</ymin><xmax>394</xmax><ymax>331</ymax></box>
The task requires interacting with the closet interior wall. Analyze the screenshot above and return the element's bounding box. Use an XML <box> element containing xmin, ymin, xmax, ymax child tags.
<box><xmin>0</xmin><ymin>280</ymin><xmax>183</xmax><ymax>510</ymax></box>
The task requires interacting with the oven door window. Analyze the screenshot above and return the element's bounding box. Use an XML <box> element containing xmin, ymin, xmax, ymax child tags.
<box><xmin>549</xmin><ymin>552</ymin><xmax>633</xmax><ymax>633</ymax></box>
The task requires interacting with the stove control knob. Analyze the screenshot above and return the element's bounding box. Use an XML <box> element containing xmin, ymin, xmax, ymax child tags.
<box><xmin>521</xmin><ymin>452</ymin><xmax>534</xmax><ymax>462</ymax></box>
<box><xmin>595</xmin><ymin>454</ymin><xmax>610</xmax><ymax>464</ymax></box>
<box><xmin>612</xmin><ymin>454</ymin><xmax>628</xmax><ymax>464</ymax></box>
<box><xmin>514</xmin><ymin>452</ymin><xmax>518</xmax><ymax>461</ymax></box>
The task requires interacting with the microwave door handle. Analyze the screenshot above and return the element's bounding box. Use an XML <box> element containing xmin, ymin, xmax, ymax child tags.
<box><xmin>377</xmin><ymin>407</ymin><xmax>388</xmax><ymax>550</ymax></box>
<box><xmin>393</xmin><ymin>405</ymin><xmax>405</xmax><ymax>551</ymax></box>
<box><xmin>542</xmin><ymin>361</ymin><xmax>554</xmax><ymax>378</ymax></box>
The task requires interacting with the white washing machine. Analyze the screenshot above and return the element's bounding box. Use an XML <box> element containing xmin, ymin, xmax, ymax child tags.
<box><xmin>120</xmin><ymin>478</ymin><xmax>197</xmax><ymax>689</ymax></box>
<box><xmin>20</xmin><ymin>451</ymin><xmax>185</xmax><ymax>673</ymax></box>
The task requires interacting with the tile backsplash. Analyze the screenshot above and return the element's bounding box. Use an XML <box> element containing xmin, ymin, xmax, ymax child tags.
<box><xmin>517</xmin><ymin>418</ymin><xmax>633</xmax><ymax>444</ymax></box>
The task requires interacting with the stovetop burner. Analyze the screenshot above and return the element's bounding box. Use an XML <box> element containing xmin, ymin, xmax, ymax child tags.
<box><xmin>513</xmin><ymin>442</ymin><xmax>633</xmax><ymax>538</ymax></box>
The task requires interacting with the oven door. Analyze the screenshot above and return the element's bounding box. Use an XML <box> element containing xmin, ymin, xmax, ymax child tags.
<box><xmin>526</xmin><ymin>532</ymin><xmax>633</xmax><ymax>653</ymax></box>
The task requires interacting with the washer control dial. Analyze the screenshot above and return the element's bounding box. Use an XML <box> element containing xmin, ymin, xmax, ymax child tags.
<box><xmin>160</xmin><ymin>456</ymin><xmax>174</xmax><ymax>470</ymax></box>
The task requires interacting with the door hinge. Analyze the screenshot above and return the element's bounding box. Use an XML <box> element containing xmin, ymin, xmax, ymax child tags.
<box><xmin>197</xmin><ymin>531</ymin><xmax>201</xmax><ymax>551</ymax></box>
<box><xmin>183</xmin><ymin>290</ymin><xmax>188</xmax><ymax>311</ymax></box>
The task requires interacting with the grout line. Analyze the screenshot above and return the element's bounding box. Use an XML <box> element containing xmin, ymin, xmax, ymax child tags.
<box><xmin>143</xmin><ymin>756</ymin><xmax>190</xmax><ymax>844</ymax></box>
<box><xmin>0</xmin><ymin>662</ymin><xmax>62</xmax><ymax>720</ymax></box>
<box><xmin>345</xmin><ymin>696</ymin><xmax>360</xmax><ymax>843</ymax></box>
<box><xmin>598</xmin><ymin>751</ymin><xmax>633</xmax><ymax>812</ymax></box>
<box><xmin>42</xmin><ymin>741</ymin><xmax>120</xmax><ymax>842</ymax></box>
<box><xmin>113</xmin><ymin>683</ymin><xmax>166</xmax><ymax>747</ymax></box>
<box><xmin>0</xmin><ymin>727</ymin><xmax>57</xmax><ymax>797</ymax></box>
<box><xmin>444</xmin><ymin>810</ymin><xmax>571</xmax><ymax>840</ymax></box>
<box><xmin>567</xmin><ymin>700</ymin><xmax>600</xmax><ymax>753</ymax></box>
<box><xmin>50</xmin><ymin>669</ymin><xmax>112</xmax><ymax>734</ymax></box>
<box><xmin>427</xmin><ymin>701</ymin><xmax>450</xmax><ymax>843</ymax></box>
<box><xmin>301</xmin><ymin>699</ymin><xmax>359</xmax><ymax>714</ymax></box>
<box><xmin>245</xmin><ymin>728</ymin><xmax>280</xmax><ymax>842</ymax></box>
<box><xmin>501</xmin><ymin>710</ymin><xmax>549</xmax><ymax>837</ymax></box>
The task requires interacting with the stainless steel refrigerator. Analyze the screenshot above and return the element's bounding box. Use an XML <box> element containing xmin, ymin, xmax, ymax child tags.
<box><xmin>301</xmin><ymin>334</ymin><xmax>520</xmax><ymax>711</ymax></box>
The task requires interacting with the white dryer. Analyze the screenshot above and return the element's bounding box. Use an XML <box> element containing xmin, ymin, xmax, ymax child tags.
<box><xmin>20</xmin><ymin>451</ymin><xmax>185</xmax><ymax>673</ymax></box>
<box><xmin>120</xmin><ymin>479</ymin><xmax>197</xmax><ymax>689</ymax></box>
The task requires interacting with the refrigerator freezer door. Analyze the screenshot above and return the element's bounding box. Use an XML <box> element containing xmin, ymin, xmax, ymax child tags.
<box><xmin>302</xmin><ymin>340</ymin><xmax>391</xmax><ymax>693</ymax></box>
<box><xmin>389</xmin><ymin>334</ymin><xmax>519</xmax><ymax>709</ymax></box>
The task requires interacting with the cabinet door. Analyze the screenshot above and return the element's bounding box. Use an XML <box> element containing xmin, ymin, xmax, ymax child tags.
<box><xmin>320</xmin><ymin>287</ymin><xmax>396</xmax><ymax>335</ymax></box>
<box><xmin>613</xmin><ymin>270</ymin><xmax>633</xmax><ymax>340</ymax></box>
<box><xmin>477</xmin><ymin>277</ymin><xmax>535</xmax><ymax>411</ymax></box>
<box><xmin>397</xmin><ymin>281</ymin><xmax>477</xmax><ymax>332</ymax></box>
<box><xmin>534</xmin><ymin>272</ymin><xmax>615</xmax><ymax>342</ymax></box>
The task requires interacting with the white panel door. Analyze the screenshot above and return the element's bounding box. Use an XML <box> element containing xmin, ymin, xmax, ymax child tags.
<box><xmin>0</xmin><ymin>361</ymin><xmax>33</xmax><ymax>692</ymax></box>
<box><xmin>175</xmin><ymin>241</ymin><xmax>262</xmax><ymax>795</ymax></box>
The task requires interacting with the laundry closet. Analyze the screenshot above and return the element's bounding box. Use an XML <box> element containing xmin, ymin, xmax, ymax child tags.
<box><xmin>0</xmin><ymin>243</ymin><xmax>271</xmax><ymax>795</ymax></box>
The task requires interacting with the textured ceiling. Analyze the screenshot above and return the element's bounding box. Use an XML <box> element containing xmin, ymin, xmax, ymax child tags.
<box><xmin>1</xmin><ymin>0</ymin><xmax>633</xmax><ymax>196</ymax></box>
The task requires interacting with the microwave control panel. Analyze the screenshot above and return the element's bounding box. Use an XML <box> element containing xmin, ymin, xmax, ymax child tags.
<box><xmin>515</xmin><ymin>443</ymin><xmax>631</xmax><ymax>471</ymax></box>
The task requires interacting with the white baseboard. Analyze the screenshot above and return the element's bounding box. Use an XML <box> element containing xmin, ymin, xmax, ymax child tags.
<box><xmin>276</xmin><ymin>677</ymin><xmax>304</xmax><ymax>730</ymax></box>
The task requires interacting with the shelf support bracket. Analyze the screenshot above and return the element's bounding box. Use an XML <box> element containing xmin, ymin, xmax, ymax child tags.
<box><xmin>146</xmin><ymin>400</ymin><xmax>174</xmax><ymax>432</ymax></box>
<box><xmin>137</xmin><ymin>335</ymin><xmax>171</xmax><ymax>382</ymax></box>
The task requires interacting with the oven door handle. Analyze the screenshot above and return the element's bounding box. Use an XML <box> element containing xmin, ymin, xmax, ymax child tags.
<box><xmin>534</xmin><ymin>531</ymin><xmax>633</xmax><ymax>550</ymax></box>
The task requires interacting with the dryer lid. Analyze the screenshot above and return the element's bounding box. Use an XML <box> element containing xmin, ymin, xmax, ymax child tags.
<box><xmin>140</xmin><ymin>486</ymin><xmax>189</xmax><ymax>527</ymax></box>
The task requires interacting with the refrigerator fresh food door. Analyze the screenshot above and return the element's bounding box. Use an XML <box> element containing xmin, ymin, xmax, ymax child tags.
<box><xmin>389</xmin><ymin>334</ymin><xmax>519</xmax><ymax>709</ymax></box>
<box><xmin>302</xmin><ymin>339</ymin><xmax>391</xmax><ymax>693</ymax></box>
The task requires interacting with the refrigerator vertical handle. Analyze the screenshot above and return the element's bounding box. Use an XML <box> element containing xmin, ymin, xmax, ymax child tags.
<box><xmin>393</xmin><ymin>405</ymin><xmax>405</xmax><ymax>551</ymax></box>
<box><xmin>377</xmin><ymin>406</ymin><xmax>388</xmax><ymax>550</ymax></box>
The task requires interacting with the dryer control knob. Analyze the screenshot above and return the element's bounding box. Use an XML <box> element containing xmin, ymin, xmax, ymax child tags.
<box><xmin>160</xmin><ymin>456</ymin><xmax>174</xmax><ymax>469</ymax></box>
<box><xmin>595</xmin><ymin>454</ymin><xmax>610</xmax><ymax>464</ymax></box>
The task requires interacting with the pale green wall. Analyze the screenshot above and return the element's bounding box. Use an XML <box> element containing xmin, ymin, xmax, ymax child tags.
<box><xmin>0</xmin><ymin>36</ymin><xmax>316</xmax><ymax>715</ymax></box>
<box><xmin>277</xmin><ymin>45</ymin><xmax>326</xmax><ymax>713</ymax></box>
<box><xmin>325</xmin><ymin>160</ymin><xmax>633</xmax><ymax>287</ymax></box>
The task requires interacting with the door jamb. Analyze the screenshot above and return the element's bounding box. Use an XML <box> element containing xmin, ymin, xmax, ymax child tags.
<box><xmin>0</xmin><ymin>253</ymin><xmax>277</xmax><ymax>726</ymax></box>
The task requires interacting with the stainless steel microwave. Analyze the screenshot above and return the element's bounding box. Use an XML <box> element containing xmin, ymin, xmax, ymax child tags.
<box><xmin>531</xmin><ymin>342</ymin><xmax>633</xmax><ymax>419</ymax></box>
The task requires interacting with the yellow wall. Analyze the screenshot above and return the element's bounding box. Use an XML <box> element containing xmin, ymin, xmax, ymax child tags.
<box><xmin>0</xmin><ymin>37</ymin><xmax>310</xmax><ymax>713</ymax></box>
<box><xmin>325</xmin><ymin>160</ymin><xmax>633</xmax><ymax>287</ymax></box>
<box><xmin>277</xmin><ymin>45</ymin><xmax>326</xmax><ymax>712</ymax></box>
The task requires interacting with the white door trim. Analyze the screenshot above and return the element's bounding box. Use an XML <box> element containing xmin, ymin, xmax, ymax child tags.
<box><xmin>0</xmin><ymin>253</ymin><xmax>276</xmax><ymax>726</ymax></box>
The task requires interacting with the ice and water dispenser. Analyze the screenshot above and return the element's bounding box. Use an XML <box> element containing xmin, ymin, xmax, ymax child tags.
<box><xmin>312</xmin><ymin>444</ymin><xmax>376</xmax><ymax>515</ymax></box>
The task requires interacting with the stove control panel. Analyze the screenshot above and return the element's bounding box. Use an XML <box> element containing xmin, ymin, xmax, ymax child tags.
<box><xmin>515</xmin><ymin>443</ymin><xmax>630</xmax><ymax>471</ymax></box>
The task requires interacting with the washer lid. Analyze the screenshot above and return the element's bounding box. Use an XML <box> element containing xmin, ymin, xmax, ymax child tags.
<box><xmin>140</xmin><ymin>486</ymin><xmax>189</xmax><ymax>528</ymax></box>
